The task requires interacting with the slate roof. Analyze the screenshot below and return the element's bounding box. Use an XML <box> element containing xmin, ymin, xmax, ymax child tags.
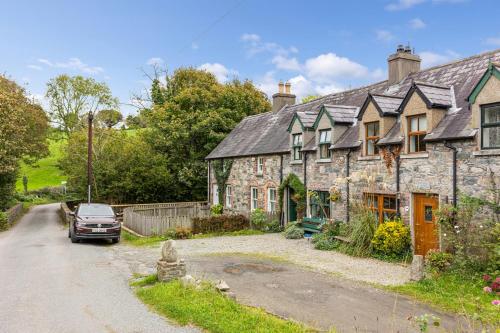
<box><xmin>377</xmin><ymin>121</ymin><xmax>404</xmax><ymax>145</ymax></box>
<box><xmin>322</xmin><ymin>105</ymin><xmax>359</xmax><ymax>124</ymax></box>
<box><xmin>296</xmin><ymin>111</ymin><xmax>317</xmax><ymax>128</ymax></box>
<box><xmin>207</xmin><ymin>49</ymin><xmax>500</xmax><ymax>159</ymax></box>
<box><xmin>371</xmin><ymin>94</ymin><xmax>404</xmax><ymax>115</ymax></box>
<box><xmin>302</xmin><ymin>136</ymin><xmax>317</xmax><ymax>152</ymax></box>
<box><xmin>331</xmin><ymin>123</ymin><xmax>362</xmax><ymax>150</ymax></box>
<box><xmin>414</xmin><ymin>82</ymin><xmax>452</xmax><ymax>108</ymax></box>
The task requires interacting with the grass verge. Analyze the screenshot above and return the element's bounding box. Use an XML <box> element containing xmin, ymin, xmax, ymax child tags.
<box><xmin>122</xmin><ymin>229</ymin><xmax>265</xmax><ymax>247</ymax></box>
<box><xmin>132</xmin><ymin>276</ymin><xmax>315</xmax><ymax>333</ymax></box>
<box><xmin>387</xmin><ymin>272</ymin><xmax>500</xmax><ymax>325</ymax></box>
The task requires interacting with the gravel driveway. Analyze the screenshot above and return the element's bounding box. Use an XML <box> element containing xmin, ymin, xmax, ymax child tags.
<box><xmin>168</xmin><ymin>234</ymin><xmax>410</xmax><ymax>286</ymax></box>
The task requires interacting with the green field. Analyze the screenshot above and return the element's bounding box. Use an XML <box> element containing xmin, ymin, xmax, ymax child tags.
<box><xmin>16</xmin><ymin>138</ymin><xmax>67</xmax><ymax>192</ymax></box>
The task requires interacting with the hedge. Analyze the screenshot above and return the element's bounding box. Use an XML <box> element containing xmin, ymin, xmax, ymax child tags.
<box><xmin>192</xmin><ymin>214</ymin><xmax>250</xmax><ymax>234</ymax></box>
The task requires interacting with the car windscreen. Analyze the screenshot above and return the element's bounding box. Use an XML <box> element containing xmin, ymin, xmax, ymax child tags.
<box><xmin>78</xmin><ymin>205</ymin><xmax>114</xmax><ymax>217</ymax></box>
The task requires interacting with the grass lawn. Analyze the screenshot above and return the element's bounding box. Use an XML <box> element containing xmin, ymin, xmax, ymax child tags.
<box><xmin>16</xmin><ymin>137</ymin><xmax>67</xmax><ymax>191</ymax></box>
<box><xmin>122</xmin><ymin>229</ymin><xmax>264</xmax><ymax>247</ymax></box>
<box><xmin>388</xmin><ymin>272</ymin><xmax>500</xmax><ymax>325</ymax></box>
<box><xmin>133</xmin><ymin>276</ymin><xmax>315</xmax><ymax>333</ymax></box>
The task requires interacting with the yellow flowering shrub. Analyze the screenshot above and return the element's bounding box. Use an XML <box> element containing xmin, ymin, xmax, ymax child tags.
<box><xmin>371</xmin><ymin>220</ymin><xmax>411</xmax><ymax>256</ymax></box>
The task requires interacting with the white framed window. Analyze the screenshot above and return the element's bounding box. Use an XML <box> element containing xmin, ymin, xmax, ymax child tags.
<box><xmin>257</xmin><ymin>157</ymin><xmax>264</xmax><ymax>175</ymax></box>
<box><xmin>251</xmin><ymin>187</ymin><xmax>258</xmax><ymax>211</ymax></box>
<box><xmin>267</xmin><ymin>188</ymin><xmax>277</xmax><ymax>213</ymax></box>
<box><xmin>292</xmin><ymin>133</ymin><xmax>303</xmax><ymax>160</ymax></box>
<box><xmin>225</xmin><ymin>185</ymin><xmax>232</xmax><ymax>208</ymax></box>
<box><xmin>319</xmin><ymin>129</ymin><xmax>332</xmax><ymax>159</ymax></box>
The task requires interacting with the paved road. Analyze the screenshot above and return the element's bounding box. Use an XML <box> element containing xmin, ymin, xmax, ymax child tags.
<box><xmin>0</xmin><ymin>204</ymin><xmax>196</xmax><ymax>333</ymax></box>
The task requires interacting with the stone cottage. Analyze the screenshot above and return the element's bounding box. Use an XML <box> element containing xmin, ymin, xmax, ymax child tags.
<box><xmin>206</xmin><ymin>46</ymin><xmax>500</xmax><ymax>256</ymax></box>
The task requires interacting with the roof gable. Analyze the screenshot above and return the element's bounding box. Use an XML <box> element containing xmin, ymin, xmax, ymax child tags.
<box><xmin>398</xmin><ymin>82</ymin><xmax>452</xmax><ymax>112</ymax></box>
<box><xmin>468</xmin><ymin>62</ymin><xmax>500</xmax><ymax>104</ymax></box>
<box><xmin>358</xmin><ymin>93</ymin><xmax>402</xmax><ymax>120</ymax></box>
<box><xmin>312</xmin><ymin>104</ymin><xmax>358</xmax><ymax>129</ymax></box>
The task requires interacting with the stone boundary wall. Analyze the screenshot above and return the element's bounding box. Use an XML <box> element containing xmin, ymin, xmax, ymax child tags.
<box><xmin>6</xmin><ymin>203</ymin><xmax>23</xmax><ymax>225</ymax></box>
<box><xmin>60</xmin><ymin>202</ymin><xmax>72</xmax><ymax>224</ymax></box>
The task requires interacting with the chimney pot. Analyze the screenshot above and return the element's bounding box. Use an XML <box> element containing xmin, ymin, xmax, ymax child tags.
<box><xmin>278</xmin><ymin>81</ymin><xmax>284</xmax><ymax>93</ymax></box>
<box><xmin>285</xmin><ymin>82</ymin><xmax>291</xmax><ymax>94</ymax></box>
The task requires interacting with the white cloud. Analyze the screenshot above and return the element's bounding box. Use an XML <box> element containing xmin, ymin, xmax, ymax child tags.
<box><xmin>271</xmin><ymin>55</ymin><xmax>302</xmax><ymax>71</ymax></box>
<box><xmin>191</xmin><ymin>42</ymin><xmax>199</xmax><ymax>50</ymax></box>
<box><xmin>409</xmin><ymin>18</ymin><xmax>426</xmax><ymax>29</ymax></box>
<box><xmin>27</xmin><ymin>64</ymin><xmax>43</xmax><ymax>71</ymax></box>
<box><xmin>376</xmin><ymin>30</ymin><xmax>395</xmax><ymax>42</ymax></box>
<box><xmin>385</xmin><ymin>0</ymin><xmax>426</xmax><ymax>11</ymax></box>
<box><xmin>485</xmin><ymin>36</ymin><xmax>500</xmax><ymax>47</ymax></box>
<box><xmin>240</xmin><ymin>33</ymin><xmax>298</xmax><ymax>58</ymax></box>
<box><xmin>371</xmin><ymin>68</ymin><xmax>386</xmax><ymax>80</ymax></box>
<box><xmin>198</xmin><ymin>63</ymin><xmax>238</xmax><ymax>82</ymax></box>
<box><xmin>37</xmin><ymin>57</ymin><xmax>104</xmax><ymax>74</ymax></box>
<box><xmin>146</xmin><ymin>57</ymin><xmax>164</xmax><ymax>66</ymax></box>
<box><xmin>419</xmin><ymin>50</ymin><xmax>460</xmax><ymax>68</ymax></box>
<box><xmin>305</xmin><ymin>53</ymin><xmax>368</xmax><ymax>82</ymax></box>
<box><xmin>385</xmin><ymin>0</ymin><xmax>466</xmax><ymax>10</ymax></box>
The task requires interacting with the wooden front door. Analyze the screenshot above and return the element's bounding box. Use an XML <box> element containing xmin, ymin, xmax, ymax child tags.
<box><xmin>413</xmin><ymin>194</ymin><xmax>439</xmax><ymax>256</ymax></box>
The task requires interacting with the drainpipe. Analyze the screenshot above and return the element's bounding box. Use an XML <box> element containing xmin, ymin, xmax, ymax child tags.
<box><xmin>279</xmin><ymin>154</ymin><xmax>284</xmax><ymax>227</ymax></box>
<box><xmin>303</xmin><ymin>152</ymin><xmax>308</xmax><ymax>218</ymax></box>
<box><xmin>346</xmin><ymin>150</ymin><xmax>351</xmax><ymax>223</ymax></box>
<box><xmin>394</xmin><ymin>149</ymin><xmax>401</xmax><ymax>218</ymax></box>
<box><xmin>444</xmin><ymin>142</ymin><xmax>457</xmax><ymax>208</ymax></box>
<box><xmin>207</xmin><ymin>160</ymin><xmax>211</xmax><ymax>204</ymax></box>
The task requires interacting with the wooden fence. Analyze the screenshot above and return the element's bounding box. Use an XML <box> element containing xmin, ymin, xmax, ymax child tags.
<box><xmin>123</xmin><ymin>202</ymin><xmax>210</xmax><ymax>236</ymax></box>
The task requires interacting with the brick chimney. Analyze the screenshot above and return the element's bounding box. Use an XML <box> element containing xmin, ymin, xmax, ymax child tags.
<box><xmin>272</xmin><ymin>81</ymin><xmax>296</xmax><ymax>112</ymax></box>
<box><xmin>388</xmin><ymin>44</ymin><xmax>421</xmax><ymax>85</ymax></box>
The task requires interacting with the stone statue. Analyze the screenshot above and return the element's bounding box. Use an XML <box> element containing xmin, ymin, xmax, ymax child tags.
<box><xmin>157</xmin><ymin>239</ymin><xmax>186</xmax><ymax>282</ymax></box>
<box><xmin>161</xmin><ymin>240</ymin><xmax>178</xmax><ymax>262</ymax></box>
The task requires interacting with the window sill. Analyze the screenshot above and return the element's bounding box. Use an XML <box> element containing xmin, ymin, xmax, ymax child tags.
<box><xmin>316</xmin><ymin>158</ymin><xmax>331</xmax><ymax>163</ymax></box>
<box><xmin>473</xmin><ymin>149</ymin><xmax>500</xmax><ymax>157</ymax></box>
<box><xmin>358</xmin><ymin>155</ymin><xmax>380</xmax><ymax>161</ymax></box>
<box><xmin>400</xmin><ymin>152</ymin><xmax>429</xmax><ymax>159</ymax></box>
<box><xmin>256</xmin><ymin>173</ymin><xmax>263</xmax><ymax>177</ymax></box>
<box><xmin>290</xmin><ymin>161</ymin><xmax>303</xmax><ymax>165</ymax></box>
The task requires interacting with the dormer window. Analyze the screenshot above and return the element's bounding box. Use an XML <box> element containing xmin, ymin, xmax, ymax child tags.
<box><xmin>319</xmin><ymin>129</ymin><xmax>332</xmax><ymax>159</ymax></box>
<box><xmin>292</xmin><ymin>133</ymin><xmax>303</xmax><ymax>160</ymax></box>
<box><xmin>365</xmin><ymin>122</ymin><xmax>379</xmax><ymax>155</ymax></box>
<box><xmin>408</xmin><ymin>114</ymin><xmax>427</xmax><ymax>153</ymax></box>
<box><xmin>481</xmin><ymin>103</ymin><xmax>500</xmax><ymax>149</ymax></box>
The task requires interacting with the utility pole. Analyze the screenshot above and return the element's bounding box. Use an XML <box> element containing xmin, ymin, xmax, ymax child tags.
<box><xmin>87</xmin><ymin>112</ymin><xmax>94</xmax><ymax>204</ymax></box>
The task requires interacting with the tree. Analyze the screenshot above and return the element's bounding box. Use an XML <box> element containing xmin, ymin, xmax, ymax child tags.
<box><xmin>0</xmin><ymin>75</ymin><xmax>49</xmax><ymax>209</ymax></box>
<box><xmin>301</xmin><ymin>95</ymin><xmax>321</xmax><ymax>103</ymax></box>
<box><xmin>144</xmin><ymin>68</ymin><xmax>271</xmax><ymax>201</ymax></box>
<box><xmin>45</xmin><ymin>75</ymin><xmax>118</xmax><ymax>135</ymax></box>
<box><xmin>96</xmin><ymin>109</ymin><xmax>123</xmax><ymax>128</ymax></box>
<box><xmin>125</xmin><ymin>114</ymin><xmax>146</xmax><ymax>129</ymax></box>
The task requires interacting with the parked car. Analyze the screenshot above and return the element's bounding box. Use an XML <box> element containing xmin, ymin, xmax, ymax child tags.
<box><xmin>68</xmin><ymin>203</ymin><xmax>121</xmax><ymax>243</ymax></box>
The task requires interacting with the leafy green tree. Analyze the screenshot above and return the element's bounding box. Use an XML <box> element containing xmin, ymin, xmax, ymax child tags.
<box><xmin>125</xmin><ymin>114</ymin><xmax>146</xmax><ymax>129</ymax></box>
<box><xmin>144</xmin><ymin>68</ymin><xmax>271</xmax><ymax>201</ymax></box>
<box><xmin>0</xmin><ymin>76</ymin><xmax>49</xmax><ymax>209</ymax></box>
<box><xmin>96</xmin><ymin>109</ymin><xmax>123</xmax><ymax>128</ymax></box>
<box><xmin>60</xmin><ymin>129</ymin><xmax>173</xmax><ymax>203</ymax></box>
<box><xmin>301</xmin><ymin>95</ymin><xmax>321</xmax><ymax>103</ymax></box>
<box><xmin>45</xmin><ymin>75</ymin><xmax>118</xmax><ymax>135</ymax></box>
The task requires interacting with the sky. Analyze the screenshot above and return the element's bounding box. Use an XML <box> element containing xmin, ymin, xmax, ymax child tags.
<box><xmin>1</xmin><ymin>0</ymin><xmax>499</xmax><ymax>115</ymax></box>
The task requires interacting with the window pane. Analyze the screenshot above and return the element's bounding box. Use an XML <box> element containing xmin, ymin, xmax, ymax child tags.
<box><xmin>320</xmin><ymin>144</ymin><xmax>330</xmax><ymax>158</ymax></box>
<box><xmin>374</xmin><ymin>122</ymin><xmax>379</xmax><ymax>136</ymax></box>
<box><xmin>325</xmin><ymin>130</ymin><xmax>331</xmax><ymax>142</ymax></box>
<box><xmin>482</xmin><ymin>126</ymin><xmax>500</xmax><ymax>148</ymax></box>
<box><xmin>419</xmin><ymin>116</ymin><xmax>427</xmax><ymax>131</ymax></box>
<box><xmin>383</xmin><ymin>196</ymin><xmax>396</xmax><ymax>209</ymax></box>
<box><xmin>418</xmin><ymin>135</ymin><xmax>426</xmax><ymax>152</ymax></box>
<box><xmin>409</xmin><ymin>135</ymin><xmax>417</xmax><ymax>152</ymax></box>
<box><xmin>367</xmin><ymin>123</ymin><xmax>375</xmax><ymax>136</ymax></box>
<box><xmin>410</xmin><ymin>117</ymin><xmax>418</xmax><ymax>131</ymax></box>
<box><xmin>484</xmin><ymin>105</ymin><xmax>500</xmax><ymax>124</ymax></box>
<box><xmin>383</xmin><ymin>211</ymin><xmax>397</xmax><ymax>222</ymax></box>
<box><xmin>367</xmin><ymin>140</ymin><xmax>375</xmax><ymax>155</ymax></box>
<box><xmin>424</xmin><ymin>205</ymin><xmax>433</xmax><ymax>222</ymax></box>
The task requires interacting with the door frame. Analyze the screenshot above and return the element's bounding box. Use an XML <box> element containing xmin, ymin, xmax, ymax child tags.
<box><xmin>411</xmin><ymin>192</ymin><xmax>441</xmax><ymax>255</ymax></box>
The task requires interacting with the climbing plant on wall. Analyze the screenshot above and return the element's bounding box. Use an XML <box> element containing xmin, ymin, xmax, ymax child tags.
<box><xmin>212</xmin><ymin>159</ymin><xmax>233</xmax><ymax>206</ymax></box>
<box><xmin>278</xmin><ymin>173</ymin><xmax>307</xmax><ymax>219</ymax></box>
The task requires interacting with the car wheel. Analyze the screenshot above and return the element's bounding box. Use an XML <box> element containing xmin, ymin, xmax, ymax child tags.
<box><xmin>112</xmin><ymin>237</ymin><xmax>120</xmax><ymax>244</ymax></box>
<box><xmin>70</xmin><ymin>229</ymin><xmax>80</xmax><ymax>243</ymax></box>
<box><xmin>68</xmin><ymin>227</ymin><xmax>71</xmax><ymax>238</ymax></box>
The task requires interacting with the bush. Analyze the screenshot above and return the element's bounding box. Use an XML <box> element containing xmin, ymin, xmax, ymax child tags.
<box><xmin>0</xmin><ymin>211</ymin><xmax>8</xmax><ymax>231</ymax></box>
<box><xmin>371</xmin><ymin>220</ymin><xmax>411</xmax><ymax>257</ymax></box>
<box><xmin>340</xmin><ymin>205</ymin><xmax>377</xmax><ymax>257</ymax></box>
<box><xmin>312</xmin><ymin>233</ymin><xmax>339</xmax><ymax>251</ymax></box>
<box><xmin>250</xmin><ymin>208</ymin><xmax>267</xmax><ymax>230</ymax></box>
<box><xmin>321</xmin><ymin>221</ymin><xmax>342</xmax><ymax>238</ymax></box>
<box><xmin>174</xmin><ymin>227</ymin><xmax>192</xmax><ymax>239</ymax></box>
<box><xmin>264</xmin><ymin>219</ymin><xmax>283</xmax><ymax>233</ymax></box>
<box><xmin>284</xmin><ymin>222</ymin><xmax>304</xmax><ymax>239</ymax></box>
<box><xmin>210</xmin><ymin>204</ymin><xmax>223</xmax><ymax>216</ymax></box>
<box><xmin>425</xmin><ymin>249</ymin><xmax>454</xmax><ymax>273</ymax></box>
<box><xmin>192</xmin><ymin>214</ymin><xmax>250</xmax><ymax>234</ymax></box>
